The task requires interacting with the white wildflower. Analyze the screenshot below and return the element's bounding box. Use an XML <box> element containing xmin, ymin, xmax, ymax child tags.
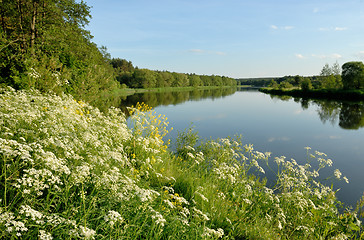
<box><xmin>275</xmin><ymin>156</ymin><xmax>286</xmax><ymax>165</ymax></box>
<box><xmin>104</xmin><ymin>210</ymin><xmax>123</xmax><ymax>227</ymax></box>
<box><xmin>187</xmin><ymin>152</ymin><xmax>195</xmax><ymax>159</ymax></box>
<box><xmin>334</xmin><ymin>169</ymin><xmax>342</xmax><ymax>179</ymax></box>
<box><xmin>79</xmin><ymin>225</ymin><xmax>96</xmax><ymax>239</ymax></box>
<box><xmin>149</xmin><ymin>207</ymin><xmax>166</xmax><ymax>227</ymax></box>
<box><xmin>163</xmin><ymin>199</ymin><xmax>175</xmax><ymax>209</ymax></box>
<box><xmin>136</xmin><ymin>187</ymin><xmax>160</xmax><ymax>202</ymax></box>
<box><xmin>39</xmin><ymin>230</ymin><xmax>53</xmax><ymax>240</ymax></box>
<box><xmin>202</xmin><ymin>227</ymin><xmax>224</xmax><ymax>238</ymax></box>
<box><xmin>71</xmin><ymin>164</ymin><xmax>91</xmax><ymax>185</ymax></box>
<box><xmin>19</xmin><ymin>205</ymin><xmax>44</xmax><ymax>224</ymax></box>
<box><xmin>195</xmin><ymin>192</ymin><xmax>209</xmax><ymax>202</ymax></box>
<box><xmin>192</xmin><ymin>207</ymin><xmax>209</xmax><ymax>221</ymax></box>
<box><xmin>277</xmin><ymin>221</ymin><xmax>283</xmax><ymax>230</ymax></box>
<box><xmin>243</xmin><ymin>198</ymin><xmax>252</xmax><ymax>205</ymax></box>
<box><xmin>185</xmin><ymin>145</ymin><xmax>195</xmax><ymax>151</ymax></box>
<box><xmin>343</xmin><ymin>176</ymin><xmax>349</xmax><ymax>183</ymax></box>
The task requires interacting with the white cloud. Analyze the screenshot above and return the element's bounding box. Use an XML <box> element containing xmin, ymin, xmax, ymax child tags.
<box><xmin>283</xmin><ymin>26</ymin><xmax>294</xmax><ymax>30</ymax></box>
<box><xmin>318</xmin><ymin>27</ymin><xmax>347</xmax><ymax>31</ymax></box>
<box><xmin>271</xmin><ymin>25</ymin><xmax>294</xmax><ymax>30</ymax></box>
<box><xmin>189</xmin><ymin>49</ymin><xmax>204</xmax><ymax>53</ymax></box>
<box><xmin>311</xmin><ymin>53</ymin><xmax>342</xmax><ymax>59</ymax></box>
<box><xmin>313</xmin><ymin>7</ymin><xmax>319</xmax><ymax>13</ymax></box>
<box><xmin>295</xmin><ymin>54</ymin><xmax>305</xmax><ymax>59</ymax></box>
<box><xmin>331</xmin><ymin>53</ymin><xmax>342</xmax><ymax>59</ymax></box>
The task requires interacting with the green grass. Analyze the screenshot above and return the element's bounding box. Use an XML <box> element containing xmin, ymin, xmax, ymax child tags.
<box><xmin>0</xmin><ymin>87</ymin><xmax>363</xmax><ymax>239</ymax></box>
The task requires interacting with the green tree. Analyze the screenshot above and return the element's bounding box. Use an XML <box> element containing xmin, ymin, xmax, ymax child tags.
<box><xmin>293</xmin><ymin>75</ymin><xmax>303</xmax><ymax>86</ymax></box>
<box><xmin>132</xmin><ymin>68</ymin><xmax>157</xmax><ymax>88</ymax></box>
<box><xmin>268</xmin><ymin>80</ymin><xmax>279</xmax><ymax>88</ymax></box>
<box><xmin>111</xmin><ymin>58</ymin><xmax>134</xmax><ymax>72</ymax></box>
<box><xmin>188</xmin><ymin>74</ymin><xmax>202</xmax><ymax>87</ymax></box>
<box><xmin>278</xmin><ymin>81</ymin><xmax>293</xmax><ymax>89</ymax></box>
<box><xmin>300</xmin><ymin>78</ymin><xmax>313</xmax><ymax>91</ymax></box>
<box><xmin>342</xmin><ymin>61</ymin><xmax>364</xmax><ymax>89</ymax></box>
<box><xmin>0</xmin><ymin>0</ymin><xmax>119</xmax><ymax>103</ymax></box>
<box><xmin>320</xmin><ymin>63</ymin><xmax>332</xmax><ymax>76</ymax></box>
<box><xmin>171</xmin><ymin>72</ymin><xmax>189</xmax><ymax>87</ymax></box>
<box><xmin>320</xmin><ymin>62</ymin><xmax>342</xmax><ymax>89</ymax></box>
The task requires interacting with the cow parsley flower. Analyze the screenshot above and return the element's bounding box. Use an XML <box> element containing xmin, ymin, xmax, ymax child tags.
<box><xmin>104</xmin><ymin>210</ymin><xmax>123</xmax><ymax>227</ymax></box>
<box><xmin>334</xmin><ymin>169</ymin><xmax>342</xmax><ymax>179</ymax></box>
<box><xmin>39</xmin><ymin>230</ymin><xmax>53</xmax><ymax>240</ymax></box>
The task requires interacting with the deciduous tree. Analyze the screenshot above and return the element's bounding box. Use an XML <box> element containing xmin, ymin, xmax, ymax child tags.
<box><xmin>342</xmin><ymin>61</ymin><xmax>364</xmax><ymax>89</ymax></box>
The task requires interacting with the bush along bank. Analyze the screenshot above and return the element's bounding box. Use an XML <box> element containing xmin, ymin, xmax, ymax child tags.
<box><xmin>0</xmin><ymin>87</ymin><xmax>363</xmax><ymax>239</ymax></box>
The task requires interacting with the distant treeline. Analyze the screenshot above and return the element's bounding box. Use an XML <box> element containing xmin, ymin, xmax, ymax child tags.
<box><xmin>237</xmin><ymin>62</ymin><xmax>346</xmax><ymax>90</ymax></box>
<box><xmin>111</xmin><ymin>58</ymin><xmax>237</xmax><ymax>89</ymax></box>
<box><xmin>236</xmin><ymin>78</ymin><xmax>277</xmax><ymax>87</ymax></box>
<box><xmin>237</xmin><ymin>76</ymin><xmax>320</xmax><ymax>87</ymax></box>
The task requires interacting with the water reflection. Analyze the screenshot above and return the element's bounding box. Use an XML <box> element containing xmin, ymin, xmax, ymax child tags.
<box><xmin>269</xmin><ymin>94</ymin><xmax>364</xmax><ymax>130</ymax></box>
<box><xmin>118</xmin><ymin>87</ymin><xmax>237</xmax><ymax>115</ymax></box>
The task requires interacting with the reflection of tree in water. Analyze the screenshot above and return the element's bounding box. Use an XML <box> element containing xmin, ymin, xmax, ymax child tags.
<box><xmin>311</xmin><ymin>100</ymin><xmax>364</xmax><ymax>129</ymax></box>
<box><xmin>269</xmin><ymin>93</ymin><xmax>364</xmax><ymax>130</ymax></box>
<box><xmin>119</xmin><ymin>87</ymin><xmax>237</xmax><ymax>116</ymax></box>
<box><xmin>339</xmin><ymin>103</ymin><xmax>364</xmax><ymax>129</ymax></box>
<box><xmin>269</xmin><ymin>94</ymin><xmax>292</xmax><ymax>102</ymax></box>
<box><xmin>312</xmin><ymin>100</ymin><xmax>364</xmax><ymax>129</ymax></box>
<box><xmin>314</xmin><ymin>100</ymin><xmax>341</xmax><ymax>126</ymax></box>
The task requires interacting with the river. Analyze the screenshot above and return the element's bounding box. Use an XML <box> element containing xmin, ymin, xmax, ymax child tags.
<box><xmin>119</xmin><ymin>87</ymin><xmax>364</xmax><ymax>208</ymax></box>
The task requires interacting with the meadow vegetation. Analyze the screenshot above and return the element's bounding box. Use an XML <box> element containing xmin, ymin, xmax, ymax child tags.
<box><xmin>1</xmin><ymin>87</ymin><xmax>363</xmax><ymax>239</ymax></box>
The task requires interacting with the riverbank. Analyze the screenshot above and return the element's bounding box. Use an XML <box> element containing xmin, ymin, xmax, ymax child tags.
<box><xmin>0</xmin><ymin>87</ymin><xmax>362</xmax><ymax>239</ymax></box>
<box><xmin>259</xmin><ymin>88</ymin><xmax>364</xmax><ymax>102</ymax></box>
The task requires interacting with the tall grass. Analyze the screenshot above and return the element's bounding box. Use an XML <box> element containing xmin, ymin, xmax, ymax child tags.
<box><xmin>0</xmin><ymin>87</ymin><xmax>362</xmax><ymax>239</ymax></box>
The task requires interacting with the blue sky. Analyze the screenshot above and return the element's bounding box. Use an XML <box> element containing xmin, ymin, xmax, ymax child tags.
<box><xmin>84</xmin><ymin>0</ymin><xmax>364</xmax><ymax>78</ymax></box>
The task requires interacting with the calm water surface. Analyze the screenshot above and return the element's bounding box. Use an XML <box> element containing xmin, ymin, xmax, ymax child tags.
<box><xmin>121</xmin><ymin>88</ymin><xmax>364</xmax><ymax>208</ymax></box>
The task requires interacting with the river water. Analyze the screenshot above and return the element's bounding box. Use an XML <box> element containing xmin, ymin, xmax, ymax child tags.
<box><xmin>120</xmin><ymin>87</ymin><xmax>364</xmax><ymax>208</ymax></box>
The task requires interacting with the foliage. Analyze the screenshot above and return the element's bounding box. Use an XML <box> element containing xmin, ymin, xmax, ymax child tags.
<box><xmin>320</xmin><ymin>62</ymin><xmax>342</xmax><ymax>89</ymax></box>
<box><xmin>301</xmin><ymin>78</ymin><xmax>313</xmax><ymax>91</ymax></box>
<box><xmin>1</xmin><ymin>88</ymin><xmax>362</xmax><ymax>239</ymax></box>
<box><xmin>111</xmin><ymin>58</ymin><xmax>237</xmax><ymax>89</ymax></box>
<box><xmin>0</xmin><ymin>0</ymin><xmax>120</xmax><ymax>104</ymax></box>
<box><xmin>268</xmin><ymin>80</ymin><xmax>279</xmax><ymax>88</ymax></box>
<box><xmin>342</xmin><ymin>62</ymin><xmax>364</xmax><ymax>90</ymax></box>
<box><xmin>278</xmin><ymin>81</ymin><xmax>293</xmax><ymax>89</ymax></box>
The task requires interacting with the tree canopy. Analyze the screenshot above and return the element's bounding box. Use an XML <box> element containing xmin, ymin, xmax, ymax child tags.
<box><xmin>342</xmin><ymin>61</ymin><xmax>364</xmax><ymax>89</ymax></box>
<box><xmin>0</xmin><ymin>0</ymin><xmax>119</xmax><ymax>104</ymax></box>
<box><xmin>110</xmin><ymin>58</ymin><xmax>237</xmax><ymax>89</ymax></box>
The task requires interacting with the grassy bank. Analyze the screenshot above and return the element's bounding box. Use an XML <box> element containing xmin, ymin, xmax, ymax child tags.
<box><xmin>0</xmin><ymin>87</ymin><xmax>363</xmax><ymax>239</ymax></box>
<box><xmin>259</xmin><ymin>88</ymin><xmax>364</xmax><ymax>102</ymax></box>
